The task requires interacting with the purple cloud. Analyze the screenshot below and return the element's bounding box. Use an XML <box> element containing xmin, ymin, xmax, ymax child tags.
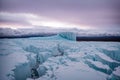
<box><xmin>0</xmin><ymin>0</ymin><xmax>120</xmax><ymax>28</ymax></box>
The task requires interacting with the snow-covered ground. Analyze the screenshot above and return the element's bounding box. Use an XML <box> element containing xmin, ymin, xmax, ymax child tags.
<box><xmin>0</xmin><ymin>33</ymin><xmax>120</xmax><ymax>80</ymax></box>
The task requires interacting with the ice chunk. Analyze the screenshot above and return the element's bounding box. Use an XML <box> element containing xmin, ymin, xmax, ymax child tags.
<box><xmin>59</xmin><ymin>32</ymin><xmax>76</xmax><ymax>41</ymax></box>
<box><xmin>37</xmin><ymin>66</ymin><xmax>47</xmax><ymax>77</ymax></box>
<box><xmin>113</xmin><ymin>66</ymin><xmax>120</xmax><ymax>77</ymax></box>
<box><xmin>0</xmin><ymin>52</ymin><xmax>28</xmax><ymax>80</ymax></box>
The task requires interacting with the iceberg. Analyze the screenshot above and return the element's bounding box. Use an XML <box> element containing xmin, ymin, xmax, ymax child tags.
<box><xmin>58</xmin><ymin>32</ymin><xmax>76</xmax><ymax>41</ymax></box>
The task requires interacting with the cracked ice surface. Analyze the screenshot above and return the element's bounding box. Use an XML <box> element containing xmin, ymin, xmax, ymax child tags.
<box><xmin>0</xmin><ymin>35</ymin><xmax>120</xmax><ymax>80</ymax></box>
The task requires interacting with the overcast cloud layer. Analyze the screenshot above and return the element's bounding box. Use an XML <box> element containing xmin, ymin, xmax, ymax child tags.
<box><xmin>0</xmin><ymin>0</ymin><xmax>120</xmax><ymax>29</ymax></box>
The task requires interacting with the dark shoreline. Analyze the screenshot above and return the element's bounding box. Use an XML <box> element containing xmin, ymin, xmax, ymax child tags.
<box><xmin>0</xmin><ymin>33</ymin><xmax>56</xmax><ymax>39</ymax></box>
<box><xmin>76</xmin><ymin>36</ymin><xmax>120</xmax><ymax>42</ymax></box>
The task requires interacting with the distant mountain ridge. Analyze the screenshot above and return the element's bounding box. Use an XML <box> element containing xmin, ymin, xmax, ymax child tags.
<box><xmin>0</xmin><ymin>27</ymin><xmax>120</xmax><ymax>39</ymax></box>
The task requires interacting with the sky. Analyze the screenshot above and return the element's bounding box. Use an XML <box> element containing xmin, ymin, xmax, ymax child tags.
<box><xmin>0</xmin><ymin>0</ymin><xmax>120</xmax><ymax>30</ymax></box>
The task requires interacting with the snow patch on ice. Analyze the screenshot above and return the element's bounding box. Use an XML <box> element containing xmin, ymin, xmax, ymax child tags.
<box><xmin>86</xmin><ymin>59</ymin><xmax>110</xmax><ymax>70</ymax></box>
<box><xmin>0</xmin><ymin>52</ymin><xmax>29</xmax><ymax>80</ymax></box>
<box><xmin>113</xmin><ymin>66</ymin><xmax>120</xmax><ymax>77</ymax></box>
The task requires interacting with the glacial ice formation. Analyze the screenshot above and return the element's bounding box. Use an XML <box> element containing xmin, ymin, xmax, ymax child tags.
<box><xmin>58</xmin><ymin>32</ymin><xmax>76</xmax><ymax>41</ymax></box>
<box><xmin>0</xmin><ymin>33</ymin><xmax>120</xmax><ymax>80</ymax></box>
